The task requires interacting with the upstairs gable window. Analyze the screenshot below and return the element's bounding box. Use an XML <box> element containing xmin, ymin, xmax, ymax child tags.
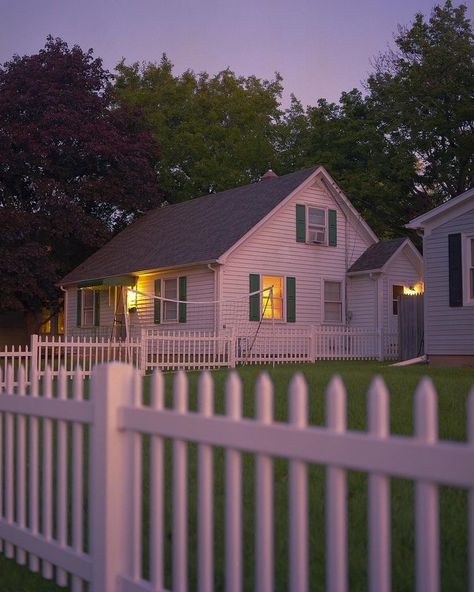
<box><xmin>295</xmin><ymin>204</ymin><xmax>337</xmax><ymax>246</ymax></box>
<box><xmin>308</xmin><ymin>207</ymin><xmax>326</xmax><ymax>244</ymax></box>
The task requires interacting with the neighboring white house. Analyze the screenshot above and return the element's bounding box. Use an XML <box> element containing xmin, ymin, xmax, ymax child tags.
<box><xmin>407</xmin><ymin>187</ymin><xmax>474</xmax><ymax>366</ymax></box>
<box><xmin>60</xmin><ymin>166</ymin><xmax>422</xmax><ymax>342</ymax></box>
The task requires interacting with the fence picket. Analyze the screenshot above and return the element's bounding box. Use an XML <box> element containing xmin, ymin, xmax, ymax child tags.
<box><xmin>16</xmin><ymin>366</ymin><xmax>27</xmax><ymax>565</ymax></box>
<box><xmin>415</xmin><ymin>378</ymin><xmax>439</xmax><ymax>592</ymax></box>
<box><xmin>5</xmin><ymin>365</ymin><xmax>14</xmax><ymax>559</ymax></box>
<box><xmin>289</xmin><ymin>373</ymin><xmax>308</xmax><ymax>592</ymax></box>
<box><xmin>173</xmin><ymin>371</ymin><xmax>188</xmax><ymax>592</ymax></box>
<box><xmin>255</xmin><ymin>372</ymin><xmax>274</xmax><ymax>592</ymax></box>
<box><xmin>198</xmin><ymin>371</ymin><xmax>214</xmax><ymax>592</ymax></box>
<box><xmin>225</xmin><ymin>371</ymin><xmax>243</xmax><ymax>592</ymax></box>
<box><xmin>28</xmin><ymin>362</ymin><xmax>40</xmax><ymax>572</ymax></box>
<box><xmin>326</xmin><ymin>375</ymin><xmax>348</xmax><ymax>592</ymax></box>
<box><xmin>56</xmin><ymin>368</ymin><xmax>69</xmax><ymax>586</ymax></box>
<box><xmin>150</xmin><ymin>370</ymin><xmax>165</xmax><ymax>590</ymax></box>
<box><xmin>71</xmin><ymin>367</ymin><xmax>85</xmax><ymax>592</ymax></box>
<box><xmin>368</xmin><ymin>376</ymin><xmax>391</xmax><ymax>592</ymax></box>
<box><xmin>42</xmin><ymin>367</ymin><xmax>54</xmax><ymax>579</ymax></box>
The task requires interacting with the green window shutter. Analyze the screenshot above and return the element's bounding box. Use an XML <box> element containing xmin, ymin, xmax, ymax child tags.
<box><xmin>286</xmin><ymin>276</ymin><xmax>296</xmax><ymax>322</ymax></box>
<box><xmin>154</xmin><ymin>279</ymin><xmax>161</xmax><ymax>324</ymax></box>
<box><xmin>296</xmin><ymin>204</ymin><xmax>306</xmax><ymax>243</ymax></box>
<box><xmin>178</xmin><ymin>277</ymin><xmax>187</xmax><ymax>323</ymax></box>
<box><xmin>448</xmin><ymin>233</ymin><xmax>463</xmax><ymax>307</ymax></box>
<box><xmin>249</xmin><ymin>274</ymin><xmax>260</xmax><ymax>321</ymax></box>
<box><xmin>94</xmin><ymin>290</ymin><xmax>100</xmax><ymax>327</ymax></box>
<box><xmin>76</xmin><ymin>289</ymin><xmax>82</xmax><ymax>327</ymax></box>
<box><xmin>328</xmin><ymin>209</ymin><xmax>337</xmax><ymax>246</ymax></box>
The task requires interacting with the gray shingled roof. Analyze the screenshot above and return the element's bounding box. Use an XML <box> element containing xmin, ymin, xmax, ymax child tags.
<box><xmin>61</xmin><ymin>167</ymin><xmax>319</xmax><ymax>285</ymax></box>
<box><xmin>348</xmin><ymin>237</ymin><xmax>407</xmax><ymax>273</ymax></box>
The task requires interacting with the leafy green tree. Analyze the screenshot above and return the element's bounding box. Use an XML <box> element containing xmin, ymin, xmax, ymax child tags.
<box><xmin>0</xmin><ymin>37</ymin><xmax>162</xmax><ymax>323</ymax></box>
<box><xmin>277</xmin><ymin>1</ymin><xmax>473</xmax><ymax>236</ymax></box>
<box><xmin>115</xmin><ymin>56</ymin><xmax>283</xmax><ymax>201</ymax></box>
<box><xmin>277</xmin><ymin>91</ymin><xmax>415</xmax><ymax>237</ymax></box>
<box><xmin>367</xmin><ymin>0</ymin><xmax>474</xmax><ymax>204</ymax></box>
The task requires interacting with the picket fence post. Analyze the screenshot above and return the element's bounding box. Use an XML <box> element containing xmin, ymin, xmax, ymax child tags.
<box><xmin>310</xmin><ymin>325</ymin><xmax>316</xmax><ymax>363</ymax></box>
<box><xmin>229</xmin><ymin>326</ymin><xmax>236</xmax><ymax>369</ymax></box>
<box><xmin>140</xmin><ymin>328</ymin><xmax>147</xmax><ymax>375</ymax></box>
<box><xmin>29</xmin><ymin>334</ymin><xmax>39</xmax><ymax>383</ymax></box>
<box><xmin>377</xmin><ymin>329</ymin><xmax>384</xmax><ymax>362</ymax></box>
<box><xmin>89</xmin><ymin>362</ymin><xmax>136</xmax><ymax>592</ymax></box>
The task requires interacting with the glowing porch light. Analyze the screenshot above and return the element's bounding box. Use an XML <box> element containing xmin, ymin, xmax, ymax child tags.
<box><xmin>127</xmin><ymin>287</ymin><xmax>138</xmax><ymax>310</ymax></box>
<box><xmin>403</xmin><ymin>282</ymin><xmax>424</xmax><ymax>296</ymax></box>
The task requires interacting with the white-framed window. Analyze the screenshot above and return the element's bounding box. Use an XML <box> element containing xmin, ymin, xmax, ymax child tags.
<box><xmin>163</xmin><ymin>277</ymin><xmax>178</xmax><ymax>322</ymax></box>
<box><xmin>307</xmin><ymin>207</ymin><xmax>327</xmax><ymax>244</ymax></box>
<box><xmin>464</xmin><ymin>235</ymin><xmax>474</xmax><ymax>305</ymax></box>
<box><xmin>261</xmin><ymin>275</ymin><xmax>284</xmax><ymax>320</ymax></box>
<box><xmin>323</xmin><ymin>280</ymin><xmax>343</xmax><ymax>323</ymax></box>
<box><xmin>82</xmin><ymin>289</ymin><xmax>95</xmax><ymax>326</ymax></box>
<box><xmin>392</xmin><ymin>284</ymin><xmax>404</xmax><ymax>316</ymax></box>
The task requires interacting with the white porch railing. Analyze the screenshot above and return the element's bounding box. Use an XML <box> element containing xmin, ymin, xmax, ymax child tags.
<box><xmin>0</xmin><ymin>363</ymin><xmax>471</xmax><ymax>591</ymax></box>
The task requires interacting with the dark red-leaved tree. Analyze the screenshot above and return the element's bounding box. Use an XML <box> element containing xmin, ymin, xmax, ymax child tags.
<box><xmin>0</xmin><ymin>36</ymin><xmax>162</xmax><ymax>327</ymax></box>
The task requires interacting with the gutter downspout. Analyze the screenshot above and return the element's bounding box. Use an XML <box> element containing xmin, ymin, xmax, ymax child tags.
<box><xmin>207</xmin><ymin>264</ymin><xmax>220</xmax><ymax>335</ymax></box>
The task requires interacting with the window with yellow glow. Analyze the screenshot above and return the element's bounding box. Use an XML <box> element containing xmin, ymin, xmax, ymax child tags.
<box><xmin>261</xmin><ymin>275</ymin><xmax>284</xmax><ymax>320</ymax></box>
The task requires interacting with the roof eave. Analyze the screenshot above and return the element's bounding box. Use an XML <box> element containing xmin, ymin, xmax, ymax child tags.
<box><xmin>59</xmin><ymin>259</ymin><xmax>220</xmax><ymax>287</ymax></box>
<box><xmin>406</xmin><ymin>188</ymin><xmax>474</xmax><ymax>229</ymax></box>
<box><xmin>346</xmin><ymin>268</ymin><xmax>383</xmax><ymax>277</ymax></box>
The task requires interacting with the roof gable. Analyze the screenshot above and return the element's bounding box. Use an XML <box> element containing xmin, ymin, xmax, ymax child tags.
<box><xmin>61</xmin><ymin>167</ymin><xmax>319</xmax><ymax>284</ymax></box>
<box><xmin>406</xmin><ymin>188</ymin><xmax>474</xmax><ymax>231</ymax></box>
<box><xmin>347</xmin><ymin>238</ymin><xmax>422</xmax><ymax>275</ymax></box>
<box><xmin>61</xmin><ymin>165</ymin><xmax>379</xmax><ymax>285</ymax></box>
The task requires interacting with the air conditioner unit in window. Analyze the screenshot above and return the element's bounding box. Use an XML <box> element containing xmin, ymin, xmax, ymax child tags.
<box><xmin>309</xmin><ymin>230</ymin><xmax>326</xmax><ymax>244</ymax></box>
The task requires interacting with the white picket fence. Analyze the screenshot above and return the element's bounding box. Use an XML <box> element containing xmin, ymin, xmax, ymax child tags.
<box><xmin>0</xmin><ymin>326</ymin><xmax>399</xmax><ymax>382</ymax></box>
<box><xmin>143</xmin><ymin>328</ymin><xmax>235</xmax><ymax>371</ymax></box>
<box><xmin>0</xmin><ymin>362</ymin><xmax>472</xmax><ymax>591</ymax></box>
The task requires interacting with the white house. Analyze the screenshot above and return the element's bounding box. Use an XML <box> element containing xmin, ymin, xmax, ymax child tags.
<box><xmin>60</xmin><ymin>166</ymin><xmax>422</xmax><ymax>346</ymax></box>
<box><xmin>407</xmin><ymin>187</ymin><xmax>474</xmax><ymax>366</ymax></box>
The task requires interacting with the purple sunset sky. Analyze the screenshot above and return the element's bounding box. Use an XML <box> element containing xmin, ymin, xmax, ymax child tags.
<box><xmin>1</xmin><ymin>0</ymin><xmax>472</xmax><ymax>107</ymax></box>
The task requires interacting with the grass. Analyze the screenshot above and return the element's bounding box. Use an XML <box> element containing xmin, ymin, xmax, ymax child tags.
<box><xmin>0</xmin><ymin>361</ymin><xmax>473</xmax><ymax>591</ymax></box>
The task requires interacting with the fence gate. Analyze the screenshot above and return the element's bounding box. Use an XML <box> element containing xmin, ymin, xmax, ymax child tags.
<box><xmin>398</xmin><ymin>294</ymin><xmax>424</xmax><ymax>360</ymax></box>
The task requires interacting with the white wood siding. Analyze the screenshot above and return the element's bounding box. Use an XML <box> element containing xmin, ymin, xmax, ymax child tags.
<box><xmin>424</xmin><ymin>208</ymin><xmax>474</xmax><ymax>355</ymax></box>
<box><xmin>65</xmin><ymin>266</ymin><xmax>216</xmax><ymax>335</ymax></box>
<box><xmin>222</xmin><ymin>180</ymin><xmax>373</xmax><ymax>329</ymax></box>
<box><xmin>347</xmin><ymin>276</ymin><xmax>377</xmax><ymax>329</ymax></box>
<box><xmin>131</xmin><ymin>265</ymin><xmax>216</xmax><ymax>333</ymax></box>
<box><xmin>383</xmin><ymin>246</ymin><xmax>422</xmax><ymax>333</ymax></box>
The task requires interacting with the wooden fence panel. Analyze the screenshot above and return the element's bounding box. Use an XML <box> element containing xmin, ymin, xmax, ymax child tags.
<box><xmin>399</xmin><ymin>294</ymin><xmax>424</xmax><ymax>360</ymax></box>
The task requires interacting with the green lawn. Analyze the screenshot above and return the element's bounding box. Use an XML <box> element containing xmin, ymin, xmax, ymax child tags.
<box><xmin>1</xmin><ymin>361</ymin><xmax>473</xmax><ymax>591</ymax></box>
